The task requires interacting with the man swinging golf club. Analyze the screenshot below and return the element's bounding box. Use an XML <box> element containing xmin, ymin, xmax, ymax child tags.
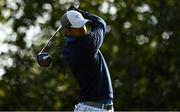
<box><xmin>61</xmin><ymin>6</ymin><xmax>114</xmax><ymax>111</ymax></box>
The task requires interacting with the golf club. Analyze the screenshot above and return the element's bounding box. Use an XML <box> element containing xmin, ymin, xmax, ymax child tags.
<box><xmin>36</xmin><ymin>25</ymin><xmax>62</xmax><ymax>67</ymax></box>
<box><xmin>37</xmin><ymin>3</ymin><xmax>80</xmax><ymax>67</ymax></box>
<box><xmin>38</xmin><ymin>25</ymin><xmax>62</xmax><ymax>54</ymax></box>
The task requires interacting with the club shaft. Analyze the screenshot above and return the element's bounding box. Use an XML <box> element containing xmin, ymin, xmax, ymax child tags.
<box><xmin>39</xmin><ymin>25</ymin><xmax>62</xmax><ymax>54</ymax></box>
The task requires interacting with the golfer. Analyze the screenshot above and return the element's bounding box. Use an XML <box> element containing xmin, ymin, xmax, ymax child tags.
<box><xmin>61</xmin><ymin>6</ymin><xmax>114</xmax><ymax>111</ymax></box>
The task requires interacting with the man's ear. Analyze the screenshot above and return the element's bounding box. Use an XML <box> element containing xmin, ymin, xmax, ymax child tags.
<box><xmin>64</xmin><ymin>28</ymin><xmax>71</xmax><ymax>35</ymax></box>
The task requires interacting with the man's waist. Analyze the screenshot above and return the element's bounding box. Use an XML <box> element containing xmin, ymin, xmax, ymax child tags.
<box><xmin>81</xmin><ymin>99</ymin><xmax>113</xmax><ymax>110</ymax></box>
<box><xmin>80</xmin><ymin>93</ymin><xmax>113</xmax><ymax>101</ymax></box>
<box><xmin>95</xmin><ymin>98</ymin><xmax>113</xmax><ymax>105</ymax></box>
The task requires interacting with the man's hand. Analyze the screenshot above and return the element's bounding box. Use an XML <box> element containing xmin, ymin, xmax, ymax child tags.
<box><xmin>67</xmin><ymin>5</ymin><xmax>78</xmax><ymax>11</ymax></box>
<box><xmin>67</xmin><ymin>5</ymin><xmax>85</xmax><ymax>14</ymax></box>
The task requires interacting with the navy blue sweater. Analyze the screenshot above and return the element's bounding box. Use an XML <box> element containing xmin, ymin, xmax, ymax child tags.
<box><xmin>63</xmin><ymin>12</ymin><xmax>113</xmax><ymax>102</ymax></box>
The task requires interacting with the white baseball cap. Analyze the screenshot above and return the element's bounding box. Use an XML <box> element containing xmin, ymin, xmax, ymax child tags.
<box><xmin>61</xmin><ymin>10</ymin><xmax>89</xmax><ymax>29</ymax></box>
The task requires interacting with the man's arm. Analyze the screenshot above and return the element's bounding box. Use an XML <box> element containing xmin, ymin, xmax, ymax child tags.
<box><xmin>67</xmin><ymin>6</ymin><xmax>106</xmax><ymax>49</ymax></box>
<box><xmin>83</xmin><ymin>12</ymin><xmax>106</xmax><ymax>49</ymax></box>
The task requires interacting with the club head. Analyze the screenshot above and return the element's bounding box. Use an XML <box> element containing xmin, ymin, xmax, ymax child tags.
<box><xmin>37</xmin><ymin>52</ymin><xmax>52</xmax><ymax>67</ymax></box>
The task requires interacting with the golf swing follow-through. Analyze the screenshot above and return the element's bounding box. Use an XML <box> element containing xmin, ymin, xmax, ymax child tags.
<box><xmin>36</xmin><ymin>25</ymin><xmax>62</xmax><ymax>67</ymax></box>
<box><xmin>36</xmin><ymin>5</ymin><xmax>79</xmax><ymax>68</ymax></box>
<box><xmin>37</xmin><ymin>3</ymin><xmax>114</xmax><ymax>111</ymax></box>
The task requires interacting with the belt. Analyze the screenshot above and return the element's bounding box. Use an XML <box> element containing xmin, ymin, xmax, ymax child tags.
<box><xmin>82</xmin><ymin>102</ymin><xmax>113</xmax><ymax>110</ymax></box>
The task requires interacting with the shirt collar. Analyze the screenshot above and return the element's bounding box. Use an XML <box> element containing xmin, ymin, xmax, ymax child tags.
<box><xmin>65</xmin><ymin>36</ymin><xmax>77</xmax><ymax>43</ymax></box>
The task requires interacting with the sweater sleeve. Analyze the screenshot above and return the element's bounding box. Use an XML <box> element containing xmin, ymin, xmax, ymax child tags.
<box><xmin>83</xmin><ymin>12</ymin><xmax>106</xmax><ymax>49</ymax></box>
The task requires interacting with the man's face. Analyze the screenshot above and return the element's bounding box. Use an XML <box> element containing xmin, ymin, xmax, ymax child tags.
<box><xmin>64</xmin><ymin>25</ymin><xmax>87</xmax><ymax>37</ymax></box>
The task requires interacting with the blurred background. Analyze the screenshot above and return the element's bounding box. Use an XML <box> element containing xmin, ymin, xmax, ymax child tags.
<box><xmin>0</xmin><ymin>0</ymin><xmax>180</xmax><ymax>110</ymax></box>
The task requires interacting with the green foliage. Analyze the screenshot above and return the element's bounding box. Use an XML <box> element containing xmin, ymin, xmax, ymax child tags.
<box><xmin>0</xmin><ymin>0</ymin><xmax>180</xmax><ymax>110</ymax></box>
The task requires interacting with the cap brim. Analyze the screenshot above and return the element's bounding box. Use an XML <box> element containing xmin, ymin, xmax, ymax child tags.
<box><xmin>71</xmin><ymin>19</ymin><xmax>89</xmax><ymax>28</ymax></box>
